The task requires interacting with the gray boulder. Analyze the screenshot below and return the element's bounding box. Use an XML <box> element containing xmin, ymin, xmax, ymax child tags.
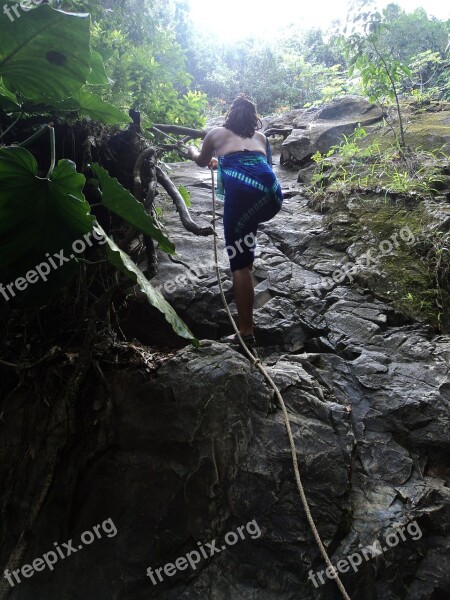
<box><xmin>280</xmin><ymin>96</ymin><xmax>384</xmax><ymax>166</ymax></box>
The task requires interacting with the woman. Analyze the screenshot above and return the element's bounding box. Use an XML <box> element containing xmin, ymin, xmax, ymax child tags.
<box><xmin>187</xmin><ymin>95</ymin><xmax>283</xmax><ymax>345</ymax></box>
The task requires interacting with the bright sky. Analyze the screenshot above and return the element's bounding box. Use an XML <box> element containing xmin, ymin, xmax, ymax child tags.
<box><xmin>188</xmin><ymin>0</ymin><xmax>449</xmax><ymax>41</ymax></box>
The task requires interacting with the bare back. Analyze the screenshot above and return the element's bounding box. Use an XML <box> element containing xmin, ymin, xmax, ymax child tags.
<box><xmin>190</xmin><ymin>126</ymin><xmax>267</xmax><ymax>167</ymax></box>
<box><xmin>209</xmin><ymin>127</ymin><xmax>267</xmax><ymax>157</ymax></box>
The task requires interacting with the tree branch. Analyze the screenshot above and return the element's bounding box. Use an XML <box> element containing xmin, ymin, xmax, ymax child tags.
<box><xmin>132</xmin><ymin>146</ymin><xmax>159</xmax><ymax>277</ymax></box>
<box><xmin>150</xmin><ymin>124</ymin><xmax>208</xmax><ymax>139</ymax></box>
<box><xmin>155</xmin><ymin>166</ymin><xmax>215</xmax><ymax>237</ymax></box>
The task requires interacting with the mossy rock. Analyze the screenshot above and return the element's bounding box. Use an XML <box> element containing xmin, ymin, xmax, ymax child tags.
<box><xmin>320</xmin><ymin>195</ymin><xmax>449</xmax><ymax>331</ymax></box>
<box><xmin>404</xmin><ymin>108</ymin><xmax>450</xmax><ymax>152</ymax></box>
<box><xmin>307</xmin><ymin>103</ymin><xmax>450</xmax><ymax>331</ymax></box>
<box><xmin>357</xmin><ymin>103</ymin><xmax>450</xmax><ymax>155</ymax></box>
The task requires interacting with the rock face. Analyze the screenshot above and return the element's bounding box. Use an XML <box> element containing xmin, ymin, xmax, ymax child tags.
<box><xmin>404</xmin><ymin>105</ymin><xmax>450</xmax><ymax>150</ymax></box>
<box><xmin>272</xmin><ymin>96</ymin><xmax>384</xmax><ymax>166</ymax></box>
<box><xmin>1</xmin><ymin>142</ymin><xmax>449</xmax><ymax>600</ymax></box>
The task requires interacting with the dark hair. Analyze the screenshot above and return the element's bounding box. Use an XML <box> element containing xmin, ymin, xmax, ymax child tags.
<box><xmin>223</xmin><ymin>94</ymin><xmax>262</xmax><ymax>138</ymax></box>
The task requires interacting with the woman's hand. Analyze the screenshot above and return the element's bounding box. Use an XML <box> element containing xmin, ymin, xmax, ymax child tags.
<box><xmin>187</xmin><ymin>145</ymin><xmax>199</xmax><ymax>160</ymax></box>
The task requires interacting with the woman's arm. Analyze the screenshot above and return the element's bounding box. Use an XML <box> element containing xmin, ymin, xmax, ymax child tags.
<box><xmin>187</xmin><ymin>129</ymin><xmax>216</xmax><ymax>168</ymax></box>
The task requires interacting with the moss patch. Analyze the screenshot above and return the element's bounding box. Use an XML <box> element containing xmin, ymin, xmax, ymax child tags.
<box><xmin>321</xmin><ymin>195</ymin><xmax>449</xmax><ymax>331</ymax></box>
<box><xmin>307</xmin><ymin>105</ymin><xmax>450</xmax><ymax>331</ymax></box>
<box><xmin>405</xmin><ymin>110</ymin><xmax>450</xmax><ymax>152</ymax></box>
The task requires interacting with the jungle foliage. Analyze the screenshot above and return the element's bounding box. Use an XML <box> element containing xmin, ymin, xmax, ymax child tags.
<box><xmin>0</xmin><ymin>2</ymin><xmax>201</xmax><ymax>345</ymax></box>
<box><xmin>186</xmin><ymin>2</ymin><xmax>449</xmax><ymax>115</ymax></box>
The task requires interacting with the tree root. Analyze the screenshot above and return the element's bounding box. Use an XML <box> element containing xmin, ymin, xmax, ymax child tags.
<box><xmin>155</xmin><ymin>166</ymin><xmax>215</xmax><ymax>237</ymax></box>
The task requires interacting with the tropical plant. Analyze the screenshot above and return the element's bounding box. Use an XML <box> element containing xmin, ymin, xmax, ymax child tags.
<box><xmin>374</xmin><ymin>5</ymin><xmax>448</xmax><ymax>65</ymax></box>
<box><xmin>0</xmin><ymin>3</ymin><xmax>198</xmax><ymax>345</ymax></box>
<box><xmin>309</xmin><ymin>126</ymin><xmax>447</xmax><ymax>199</ymax></box>
<box><xmin>406</xmin><ymin>50</ymin><xmax>450</xmax><ymax>101</ymax></box>
<box><xmin>340</xmin><ymin>3</ymin><xmax>411</xmax><ymax>148</ymax></box>
<box><xmin>0</xmin><ymin>3</ymin><xmax>131</xmax><ymax>125</ymax></box>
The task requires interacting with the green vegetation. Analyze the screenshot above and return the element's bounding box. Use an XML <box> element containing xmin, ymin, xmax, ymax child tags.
<box><xmin>357</xmin><ymin>203</ymin><xmax>450</xmax><ymax>332</ymax></box>
<box><xmin>0</xmin><ymin>2</ymin><xmax>199</xmax><ymax>345</ymax></box>
<box><xmin>354</xmin><ymin>203</ymin><xmax>443</xmax><ymax>326</ymax></box>
<box><xmin>186</xmin><ymin>30</ymin><xmax>351</xmax><ymax>114</ymax></box>
<box><xmin>308</xmin><ymin>123</ymin><xmax>450</xmax><ymax>331</ymax></box>
<box><xmin>340</xmin><ymin>14</ymin><xmax>411</xmax><ymax>147</ymax></box>
<box><xmin>186</xmin><ymin>1</ymin><xmax>449</xmax><ymax>114</ymax></box>
<box><xmin>310</xmin><ymin>126</ymin><xmax>448</xmax><ymax>196</ymax></box>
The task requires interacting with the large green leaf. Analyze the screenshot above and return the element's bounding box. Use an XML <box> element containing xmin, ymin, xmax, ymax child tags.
<box><xmin>0</xmin><ymin>147</ymin><xmax>93</xmax><ymax>305</ymax></box>
<box><xmin>87</xmin><ymin>50</ymin><xmax>110</xmax><ymax>85</ymax></box>
<box><xmin>0</xmin><ymin>93</ymin><xmax>20</xmax><ymax>112</ymax></box>
<box><xmin>0</xmin><ymin>79</ymin><xmax>80</xmax><ymax>115</ymax></box>
<box><xmin>178</xmin><ymin>184</ymin><xmax>191</xmax><ymax>207</ymax></box>
<box><xmin>95</xmin><ymin>223</ymin><xmax>198</xmax><ymax>347</ymax></box>
<box><xmin>0</xmin><ymin>4</ymin><xmax>91</xmax><ymax>100</ymax></box>
<box><xmin>75</xmin><ymin>90</ymin><xmax>131</xmax><ymax>124</ymax></box>
<box><xmin>22</xmin><ymin>98</ymin><xmax>81</xmax><ymax>114</ymax></box>
<box><xmin>0</xmin><ymin>79</ymin><xmax>20</xmax><ymax>111</ymax></box>
<box><xmin>91</xmin><ymin>163</ymin><xmax>175</xmax><ymax>254</ymax></box>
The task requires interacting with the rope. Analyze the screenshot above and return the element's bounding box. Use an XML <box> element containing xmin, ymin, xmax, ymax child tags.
<box><xmin>209</xmin><ymin>167</ymin><xmax>351</xmax><ymax>600</ymax></box>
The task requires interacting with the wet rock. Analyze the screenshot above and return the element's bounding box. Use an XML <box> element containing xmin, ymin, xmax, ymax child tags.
<box><xmin>103</xmin><ymin>153</ymin><xmax>450</xmax><ymax>600</ymax></box>
<box><xmin>2</xmin><ymin>115</ymin><xmax>450</xmax><ymax>600</ymax></box>
<box><xmin>297</xmin><ymin>164</ymin><xmax>317</xmax><ymax>184</ymax></box>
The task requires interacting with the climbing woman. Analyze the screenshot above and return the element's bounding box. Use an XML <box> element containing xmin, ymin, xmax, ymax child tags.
<box><xmin>187</xmin><ymin>94</ymin><xmax>283</xmax><ymax>345</ymax></box>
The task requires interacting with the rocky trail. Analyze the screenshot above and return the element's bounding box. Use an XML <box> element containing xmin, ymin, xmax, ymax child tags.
<box><xmin>112</xmin><ymin>155</ymin><xmax>450</xmax><ymax>599</ymax></box>
<box><xmin>2</xmin><ymin>131</ymin><xmax>449</xmax><ymax>600</ymax></box>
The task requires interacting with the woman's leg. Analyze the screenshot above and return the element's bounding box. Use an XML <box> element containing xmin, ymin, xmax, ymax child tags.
<box><xmin>229</xmin><ymin>187</ymin><xmax>282</xmax><ymax>337</ymax></box>
<box><xmin>232</xmin><ymin>266</ymin><xmax>254</xmax><ymax>336</ymax></box>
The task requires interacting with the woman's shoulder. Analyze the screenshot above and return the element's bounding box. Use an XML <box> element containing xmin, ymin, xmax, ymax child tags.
<box><xmin>206</xmin><ymin>126</ymin><xmax>228</xmax><ymax>141</ymax></box>
<box><xmin>209</xmin><ymin>126</ymin><xmax>228</xmax><ymax>133</ymax></box>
